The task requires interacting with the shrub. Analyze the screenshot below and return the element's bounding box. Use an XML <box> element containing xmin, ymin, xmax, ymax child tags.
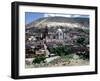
<box><xmin>76</xmin><ymin>37</ymin><xmax>85</xmax><ymax>45</ymax></box>
<box><xmin>32</xmin><ymin>56</ymin><xmax>46</xmax><ymax>64</ymax></box>
<box><xmin>48</xmin><ymin>46</ymin><xmax>72</xmax><ymax>56</ymax></box>
<box><xmin>77</xmin><ymin>51</ymin><xmax>89</xmax><ymax>60</ymax></box>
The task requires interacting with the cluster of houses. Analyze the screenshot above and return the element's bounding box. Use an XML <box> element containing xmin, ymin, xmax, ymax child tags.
<box><xmin>25</xmin><ymin>26</ymin><xmax>89</xmax><ymax>58</ymax></box>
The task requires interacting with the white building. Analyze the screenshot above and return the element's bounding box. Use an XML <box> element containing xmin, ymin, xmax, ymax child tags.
<box><xmin>56</xmin><ymin>28</ymin><xmax>64</xmax><ymax>40</ymax></box>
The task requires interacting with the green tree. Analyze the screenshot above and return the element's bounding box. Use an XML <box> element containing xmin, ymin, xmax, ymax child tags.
<box><xmin>76</xmin><ymin>37</ymin><xmax>85</xmax><ymax>45</ymax></box>
<box><xmin>32</xmin><ymin>56</ymin><xmax>46</xmax><ymax>64</ymax></box>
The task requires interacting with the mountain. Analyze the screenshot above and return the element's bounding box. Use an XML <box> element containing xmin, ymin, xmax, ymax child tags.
<box><xmin>25</xmin><ymin>16</ymin><xmax>89</xmax><ymax>29</ymax></box>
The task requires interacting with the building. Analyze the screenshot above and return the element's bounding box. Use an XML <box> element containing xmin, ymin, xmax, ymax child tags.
<box><xmin>56</xmin><ymin>28</ymin><xmax>64</xmax><ymax>40</ymax></box>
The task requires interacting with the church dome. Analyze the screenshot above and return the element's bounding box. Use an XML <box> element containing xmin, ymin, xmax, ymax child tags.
<box><xmin>57</xmin><ymin>28</ymin><xmax>63</xmax><ymax>33</ymax></box>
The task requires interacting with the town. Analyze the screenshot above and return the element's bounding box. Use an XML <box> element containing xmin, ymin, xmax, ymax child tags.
<box><xmin>25</xmin><ymin>16</ymin><xmax>89</xmax><ymax>68</ymax></box>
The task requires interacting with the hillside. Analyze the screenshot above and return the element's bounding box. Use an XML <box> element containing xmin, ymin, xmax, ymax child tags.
<box><xmin>26</xmin><ymin>16</ymin><xmax>89</xmax><ymax>29</ymax></box>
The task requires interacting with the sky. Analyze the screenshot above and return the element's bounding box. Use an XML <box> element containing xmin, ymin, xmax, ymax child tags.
<box><xmin>25</xmin><ymin>12</ymin><xmax>44</xmax><ymax>24</ymax></box>
<box><xmin>25</xmin><ymin>12</ymin><xmax>89</xmax><ymax>25</ymax></box>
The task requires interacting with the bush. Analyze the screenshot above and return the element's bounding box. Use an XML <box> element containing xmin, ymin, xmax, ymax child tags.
<box><xmin>32</xmin><ymin>56</ymin><xmax>46</xmax><ymax>64</ymax></box>
<box><xmin>77</xmin><ymin>51</ymin><xmax>89</xmax><ymax>60</ymax></box>
<box><xmin>76</xmin><ymin>37</ymin><xmax>85</xmax><ymax>45</ymax></box>
<box><xmin>48</xmin><ymin>46</ymin><xmax>72</xmax><ymax>56</ymax></box>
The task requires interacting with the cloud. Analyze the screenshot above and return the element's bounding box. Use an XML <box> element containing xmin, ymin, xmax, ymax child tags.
<box><xmin>44</xmin><ymin>13</ymin><xmax>89</xmax><ymax>18</ymax></box>
<box><xmin>71</xmin><ymin>14</ymin><xmax>89</xmax><ymax>18</ymax></box>
<box><xmin>44</xmin><ymin>13</ymin><xmax>72</xmax><ymax>17</ymax></box>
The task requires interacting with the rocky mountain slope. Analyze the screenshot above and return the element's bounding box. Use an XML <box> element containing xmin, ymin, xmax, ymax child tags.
<box><xmin>26</xmin><ymin>16</ymin><xmax>89</xmax><ymax>29</ymax></box>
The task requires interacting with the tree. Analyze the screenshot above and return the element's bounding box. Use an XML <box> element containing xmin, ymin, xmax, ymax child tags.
<box><xmin>48</xmin><ymin>46</ymin><xmax>72</xmax><ymax>56</ymax></box>
<box><xmin>76</xmin><ymin>37</ymin><xmax>89</xmax><ymax>59</ymax></box>
<box><xmin>32</xmin><ymin>56</ymin><xmax>46</xmax><ymax>64</ymax></box>
<box><xmin>76</xmin><ymin>37</ymin><xmax>85</xmax><ymax>45</ymax></box>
